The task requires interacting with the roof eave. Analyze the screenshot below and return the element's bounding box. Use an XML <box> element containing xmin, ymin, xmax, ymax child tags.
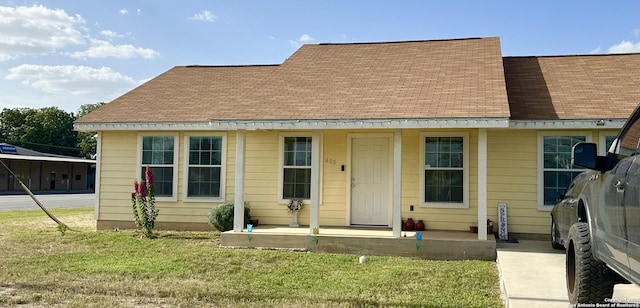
<box><xmin>509</xmin><ymin>119</ymin><xmax>626</xmax><ymax>129</ymax></box>
<box><xmin>75</xmin><ymin>118</ymin><xmax>511</xmax><ymax>131</ymax></box>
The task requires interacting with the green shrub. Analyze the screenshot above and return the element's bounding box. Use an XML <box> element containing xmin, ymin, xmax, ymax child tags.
<box><xmin>208</xmin><ymin>202</ymin><xmax>251</xmax><ymax>231</ymax></box>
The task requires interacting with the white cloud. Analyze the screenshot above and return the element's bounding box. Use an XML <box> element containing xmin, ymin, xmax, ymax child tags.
<box><xmin>590</xmin><ymin>46</ymin><xmax>602</xmax><ymax>54</ymax></box>
<box><xmin>6</xmin><ymin>64</ymin><xmax>136</xmax><ymax>96</ymax></box>
<box><xmin>299</xmin><ymin>34</ymin><xmax>315</xmax><ymax>42</ymax></box>
<box><xmin>119</xmin><ymin>9</ymin><xmax>128</xmax><ymax>15</ymax></box>
<box><xmin>189</xmin><ymin>10</ymin><xmax>216</xmax><ymax>22</ymax></box>
<box><xmin>607</xmin><ymin>40</ymin><xmax>640</xmax><ymax>54</ymax></box>
<box><xmin>0</xmin><ymin>5</ymin><xmax>85</xmax><ymax>61</ymax></box>
<box><xmin>100</xmin><ymin>30</ymin><xmax>123</xmax><ymax>40</ymax></box>
<box><xmin>289</xmin><ymin>34</ymin><xmax>315</xmax><ymax>48</ymax></box>
<box><xmin>137</xmin><ymin>8</ymin><xmax>141</xmax><ymax>15</ymax></box>
<box><xmin>69</xmin><ymin>39</ymin><xmax>159</xmax><ymax>59</ymax></box>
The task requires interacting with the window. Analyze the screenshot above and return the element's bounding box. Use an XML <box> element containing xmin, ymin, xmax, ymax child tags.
<box><xmin>599</xmin><ymin>132</ymin><xmax>618</xmax><ymax>155</ymax></box>
<box><xmin>538</xmin><ymin>133</ymin><xmax>590</xmax><ymax>209</ymax></box>
<box><xmin>420</xmin><ymin>133</ymin><xmax>469</xmax><ymax>208</ymax></box>
<box><xmin>139</xmin><ymin>134</ymin><xmax>178</xmax><ymax>200</ymax></box>
<box><xmin>282</xmin><ymin>136</ymin><xmax>312</xmax><ymax>199</ymax></box>
<box><xmin>618</xmin><ymin>118</ymin><xmax>640</xmax><ymax>159</ymax></box>
<box><xmin>183</xmin><ymin>134</ymin><xmax>226</xmax><ymax>201</ymax></box>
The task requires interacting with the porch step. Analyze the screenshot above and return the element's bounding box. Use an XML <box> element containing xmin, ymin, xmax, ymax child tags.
<box><xmin>220</xmin><ymin>229</ymin><xmax>496</xmax><ymax>260</ymax></box>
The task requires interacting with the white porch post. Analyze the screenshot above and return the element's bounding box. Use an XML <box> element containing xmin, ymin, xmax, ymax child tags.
<box><xmin>477</xmin><ymin>129</ymin><xmax>488</xmax><ymax>240</ymax></box>
<box><xmin>233</xmin><ymin>129</ymin><xmax>246</xmax><ymax>232</ymax></box>
<box><xmin>392</xmin><ymin>129</ymin><xmax>402</xmax><ymax>238</ymax></box>
<box><xmin>309</xmin><ymin>130</ymin><xmax>321</xmax><ymax>233</ymax></box>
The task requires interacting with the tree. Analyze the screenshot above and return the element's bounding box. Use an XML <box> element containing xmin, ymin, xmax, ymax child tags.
<box><xmin>76</xmin><ymin>102</ymin><xmax>105</xmax><ymax>158</ymax></box>
<box><xmin>0</xmin><ymin>107</ymin><xmax>78</xmax><ymax>156</ymax></box>
<box><xmin>0</xmin><ymin>108</ymin><xmax>31</xmax><ymax>143</ymax></box>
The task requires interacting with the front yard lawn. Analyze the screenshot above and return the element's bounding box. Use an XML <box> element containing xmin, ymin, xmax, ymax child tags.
<box><xmin>0</xmin><ymin>208</ymin><xmax>503</xmax><ymax>307</ymax></box>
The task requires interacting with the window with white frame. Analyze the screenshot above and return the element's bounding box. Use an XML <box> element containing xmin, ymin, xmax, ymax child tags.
<box><xmin>420</xmin><ymin>133</ymin><xmax>469</xmax><ymax>208</ymax></box>
<box><xmin>599</xmin><ymin>132</ymin><xmax>618</xmax><ymax>155</ymax></box>
<box><xmin>140</xmin><ymin>135</ymin><xmax>178</xmax><ymax>198</ymax></box>
<box><xmin>539</xmin><ymin>134</ymin><xmax>589</xmax><ymax>208</ymax></box>
<box><xmin>184</xmin><ymin>134</ymin><xmax>225</xmax><ymax>200</ymax></box>
<box><xmin>281</xmin><ymin>136</ymin><xmax>312</xmax><ymax>200</ymax></box>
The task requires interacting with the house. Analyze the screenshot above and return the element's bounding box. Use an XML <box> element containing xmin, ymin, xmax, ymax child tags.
<box><xmin>74</xmin><ymin>37</ymin><xmax>640</xmax><ymax>242</ymax></box>
<box><xmin>0</xmin><ymin>143</ymin><xmax>96</xmax><ymax>193</ymax></box>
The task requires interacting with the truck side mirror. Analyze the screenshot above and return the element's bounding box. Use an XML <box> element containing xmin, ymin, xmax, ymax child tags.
<box><xmin>573</xmin><ymin>142</ymin><xmax>598</xmax><ymax>170</ymax></box>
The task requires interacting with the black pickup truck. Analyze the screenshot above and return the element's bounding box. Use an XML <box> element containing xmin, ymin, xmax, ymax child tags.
<box><xmin>566</xmin><ymin>103</ymin><xmax>640</xmax><ymax>304</ymax></box>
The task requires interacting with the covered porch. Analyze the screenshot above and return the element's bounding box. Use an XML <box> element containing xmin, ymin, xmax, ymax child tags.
<box><xmin>220</xmin><ymin>225</ymin><xmax>497</xmax><ymax>260</ymax></box>
<box><xmin>225</xmin><ymin>126</ymin><xmax>500</xmax><ymax>259</ymax></box>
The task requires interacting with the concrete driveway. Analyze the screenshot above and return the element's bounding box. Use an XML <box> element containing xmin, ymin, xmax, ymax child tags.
<box><xmin>497</xmin><ymin>240</ymin><xmax>640</xmax><ymax>307</ymax></box>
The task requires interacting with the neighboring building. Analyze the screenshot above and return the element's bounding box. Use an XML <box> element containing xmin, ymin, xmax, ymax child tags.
<box><xmin>0</xmin><ymin>143</ymin><xmax>96</xmax><ymax>193</ymax></box>
<box><xmin>74</xmin><ymin>37</ymin><xmax>640</xmax><ymax>239</ymax></box>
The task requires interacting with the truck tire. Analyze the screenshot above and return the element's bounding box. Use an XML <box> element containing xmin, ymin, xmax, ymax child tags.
<box><xmin>551</xmin><ymin>217</ymin><xmax>564</xmax><ymax>250</ymax></box>
<box><xmin>566</xmin><ymin>222</ymin><xmax>614</xmax><ymax>304</ymax></box>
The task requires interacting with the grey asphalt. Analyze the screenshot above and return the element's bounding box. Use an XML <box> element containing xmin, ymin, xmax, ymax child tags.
<box><xmin>0</xmin><ymin>193</ymin><xmax>95</xmax><ymax>211</ymax></box>
<box><xmin>497</xmin><ymin>240</ymin><xmax>640</xmax><ymax>307</ymax></box>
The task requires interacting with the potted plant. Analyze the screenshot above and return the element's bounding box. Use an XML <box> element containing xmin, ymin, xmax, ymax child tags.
<box><xmin>287</xmin><ymin>199</ymin><xmax>303</xmax><ymax>227</ymax></box>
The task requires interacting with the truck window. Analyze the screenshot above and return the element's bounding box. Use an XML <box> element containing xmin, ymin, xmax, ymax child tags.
<box><xmin>617</xmin><ymin>119</ymin><xmax>640</xmax><ymax>160</ymax></box>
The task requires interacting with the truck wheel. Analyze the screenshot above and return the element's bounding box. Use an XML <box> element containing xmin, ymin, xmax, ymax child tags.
<box><xmin>566</xmin><ymin>222</ymin><xmax>614</xmax><ymax>304</ymax></box>
<box><xmin>551</xmin><ymin>217</ymin><xmax>564</xmax><ymax>250</ymax></box>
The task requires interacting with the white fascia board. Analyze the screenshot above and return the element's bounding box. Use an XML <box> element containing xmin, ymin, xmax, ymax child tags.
<box><xmin>75</xmin><ymin>119</ymin><xmax>627</xmax><ymax>131</ymax></box>
<box><xmin>209</xmin><ymin>118</ymin><xmax>510</xmax><ymax>130</ymax></box>
<box><xmin>509</xmin><ymin>119</ymin><xmax>626</xmax><ymax>130</ymax></box>
<box><xmin>75</xmin><ymin>118</ymin><xmax>510</xmax><ymax>131</ymax></box>
<box><xmin>74</xmin><ymin>122</ymin><xmax>211</xmax><ymax>131</ymax></box>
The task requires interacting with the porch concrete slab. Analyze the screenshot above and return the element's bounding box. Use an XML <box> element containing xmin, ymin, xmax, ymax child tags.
<box><xmin>497</xmin><ymin>240</ymin><xmax>640</xmax><ymax>308</ymax></box>
<box><xmin>220</xmin><ymin>226</ymin><xmax>495</xmax><ymax>260</ymax></box>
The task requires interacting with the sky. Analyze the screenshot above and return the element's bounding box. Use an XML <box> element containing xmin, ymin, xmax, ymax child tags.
<box><xmin>0</xmin><ymin>1</ymin><xmax>638</xmax><ymax>114</ymax></box>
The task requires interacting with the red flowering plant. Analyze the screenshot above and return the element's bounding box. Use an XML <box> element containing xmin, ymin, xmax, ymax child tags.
<box><xmin>131</xmin><ymin>166</ymin><xmax>159</xmax><ymax>238</ymax></box>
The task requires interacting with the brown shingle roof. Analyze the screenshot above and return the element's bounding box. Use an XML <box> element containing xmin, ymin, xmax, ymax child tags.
<box><xmin>76</xmin><ymin>37</ymin><xmax>510</xmax><ymax>124</ymax></box>
<box><xmin>504</xmin><ymin>54</ymin><xmax>640</xmax><ymax>120</ymax></box>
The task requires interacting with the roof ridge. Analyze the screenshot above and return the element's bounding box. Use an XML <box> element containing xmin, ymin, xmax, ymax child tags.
<box><xmin>182</xmin><ymin>64</ymin><xmax>280</xmax><ymax>68</ymax></box>
<box><xmin>504</xmin><ymin>53</ymin><xmax>640</xmax><ymax>59</ymax></box>
<box><xmin>317</xmin><ymin>36</ymin><xmax>496</xmax><ymax>46</ymax></box>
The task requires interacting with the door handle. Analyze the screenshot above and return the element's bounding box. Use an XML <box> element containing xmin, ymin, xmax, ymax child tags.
<box><xmin>614</xmin><ymin>180</ymin><xmax>625</xmax><ymax>191</ymax></box>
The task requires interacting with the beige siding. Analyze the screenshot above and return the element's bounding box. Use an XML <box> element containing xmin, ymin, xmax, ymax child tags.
<box><xmin>97</xmin><ymin>128</ymin><xmax>618</xmax><ymax>235</ymax></box>
<box><xmin>486</xmin><ymin>130</ymin><xmax>539</xmax><ymax>234</ymax></box>
<box><xmin>97</xmin><ymin>131</ymin><xmax>138</xmax><ymax>221</ymax></box>
<box><xmin>320</xmin><ymin>130</ymin><xmax>348</xmax><ymax>225</ymax></box>
<box><xmin>487</xmin><ymin>129</ymin><xmax>617</xmax><ymax>235</ymax></box>
<box><xmin>242</xmin><ymin>131</ymin><xmax>282</xmax><ymax>223</ymax></box>
<box><xmin>97</xmin><ymin>129</ymin><xmax>481</xmax><ymax>230</ymax></box>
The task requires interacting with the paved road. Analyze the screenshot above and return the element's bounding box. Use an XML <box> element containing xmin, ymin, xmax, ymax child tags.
<box><xmin>0</xmin><ymin>193</ymin><xmax>95</xmax><ymax>211</ymax></box>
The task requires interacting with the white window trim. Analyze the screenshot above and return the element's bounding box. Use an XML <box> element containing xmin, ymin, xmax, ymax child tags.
<box><xmin>137</xmin><ymin>132</ymin><xmax>179</xmax><ymax>202</ymax></box>
<box><xmin>182</xmin><ymin>132</ymin><xmax>227</xmax><ymax>203</ymax></box>
<box><xmin>419</xmin><ymin>132</ymin><xmax>469</xmax><ymax>209</ymax></box>
<box><xmin>599</xmin><ymin>131</ymin><xmax>619</xmax><ymax>156</ymax></box>
<box><xmin>537</xmin><ymin>131</ymin><xmax>592</xmax><ymax>211</ymax></box>
<box><xmin>277</xmin><ymin>132</ymin><xmax>322</xmax><ymax>205</ymax></box>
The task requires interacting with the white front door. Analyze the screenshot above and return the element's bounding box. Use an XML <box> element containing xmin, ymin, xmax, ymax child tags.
<box><xmin>351</xmin><ymin>137</ymin><xmax>391</xmax><ymax>226</ymax></box>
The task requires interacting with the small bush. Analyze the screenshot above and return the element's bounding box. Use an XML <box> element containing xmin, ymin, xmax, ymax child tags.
<box><xmin>208</xmin><ymin>202</ymin><xmax>251</xmax><ymax>231</ymax></box>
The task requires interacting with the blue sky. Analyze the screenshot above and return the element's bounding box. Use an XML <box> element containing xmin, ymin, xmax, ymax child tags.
<box><xmin>0</xmin><ymin>1</ymin><xmax>638</xmax><ymax>114</ymax></box>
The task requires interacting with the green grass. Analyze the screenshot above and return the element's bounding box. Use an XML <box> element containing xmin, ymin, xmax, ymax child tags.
<box><xmin>0</xmin><ymin>208</ymin><xmax>503</xmax><ymax>307</ymax></box>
